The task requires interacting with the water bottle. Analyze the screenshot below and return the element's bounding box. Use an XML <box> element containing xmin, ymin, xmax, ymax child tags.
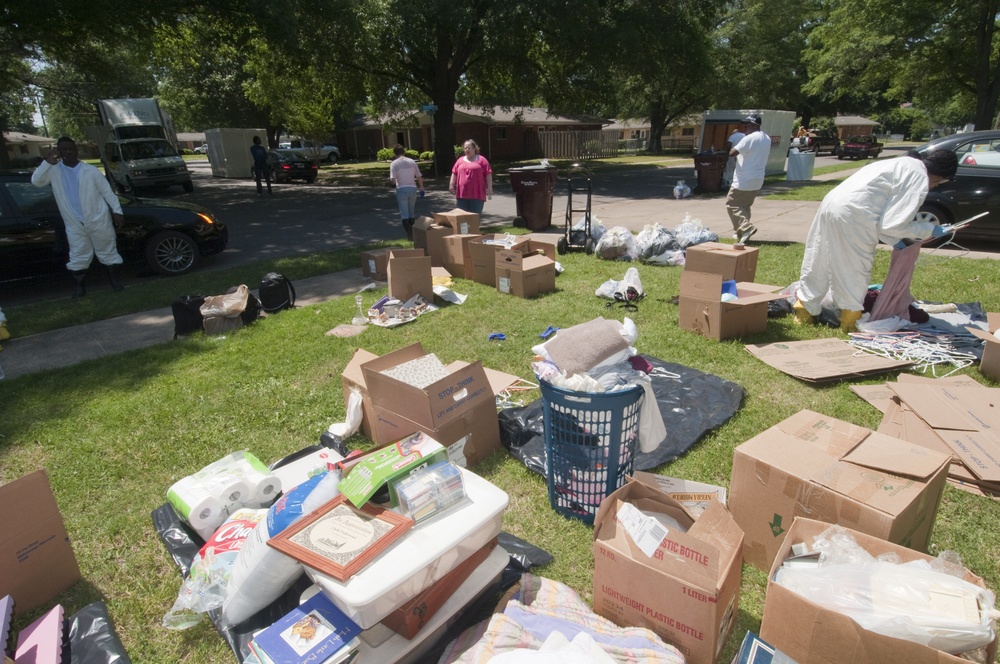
<box><xmin>419</xmin><ymin>189</ymin><xmax>425</xmax><ymax>198</ymax></box>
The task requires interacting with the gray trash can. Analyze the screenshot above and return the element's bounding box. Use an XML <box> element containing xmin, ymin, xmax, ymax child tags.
<box><xmin>786</xmin><ymin>151</ymin><xmax>816</xmax><ymax>181</ymax></box>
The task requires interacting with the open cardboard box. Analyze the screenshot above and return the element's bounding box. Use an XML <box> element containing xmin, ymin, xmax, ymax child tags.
<box><xmin>495</xmin><ymin>247</ymin><xmax>556</xmax><ymax>298</ymax></box>
<box><xmin>356</xmin><ymin>343</ymin><xmax>512</xmax><ymax>466</ymax></box>
<box><xmin>468</xmin><ymin>235</ymin><xmax>521</xmax><ymax>287</ymax></box>
<box><xmin>411</xmin><ymin>216</ymin><xmax>437</xmax><ymax>251</ymax></box>
<box><xmin>360</xmin><ymin>246</ymin><xmax>406</xmax><ymax>281</ymax></box>
<box><xmin>683</xmin><ymin>241</ymin><xmax>758</xmax><ymax>282</ymax></box>
<box><xmin>439</xmin><ymin>234</ymin><xmax>480</xmax><ymax>279</ymax></box>
<box><xmin>965</xmin><ymin>312</ymin><xmax>1000</xmax><ymax>381</ymax></box>
<box><xmin>729</xmin><ymin>409</ymin><xmax>951</xmax><ymax>572</ymax></box>
<box><xmin>678</xmin><ymin>271</ymin><xmax>785</xmax><ymax>341</ymax></box>
<box><xmin>387</xmin><ymin>249</ymin><xmax>433</xmax><ymax>303</ymax></box>
<box><xmin>0</xmin><ymin>470</ymin><xmax>81</xmax><ymax>615</ymax></box>
<box><xmin>760</xmin><ymin>517</ymin><xmax>998</xmax><ymax>664</ymax></box>
<box><xmin>592</xmin><ymin>477</ymin><xmax>743</xmax><ymax>664</ymax></box>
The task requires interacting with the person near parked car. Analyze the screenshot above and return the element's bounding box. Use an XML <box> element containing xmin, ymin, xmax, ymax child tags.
<box><xmin>722</xmin><ymin>122</ymin><xmax>746</xmax><ymax>189</ymax></box>
<box><xmin>32</xmin><ymin>136</ymin><xmax>125</xmax><ymax>298</ymax></box>
<box><xmin>250</xmin><ymin>136</ymin><xmax>272</xmax><ymax>196</ymax></box>
<box><xmin>726</xmin><ymin>114</ymin><xmax>770</xmax><ymax>244</ymax></box>
<box><xmin>793</xmin><ymin>149</ymin><xmax>958</xmax><ymax>332</ymax></box>
<box><xmin>449</xmin><ymin>139</ymin><xmax>493</xmax><ymax>215</ymax></box>
<box><xmin>388</xmin><ymin>144</ymin><xmax>424</xmax><ymax>240</ymax></box>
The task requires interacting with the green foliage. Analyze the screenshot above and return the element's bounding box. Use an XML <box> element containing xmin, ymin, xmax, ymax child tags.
<box><xmin>405</xmin><ymin>148</ymin><xmax>419</xmax><ymax>159</ymax></box>
<box><xmin>376</xmin><ymin>147</ymin><xmax>394</xmax><ymax>161</ymax></box>
<box><xmin>419</xmin><ymin>150</ymin><xmax>434</xmax><ymax>161</ymax></box>
<box><xmin>878</xmin><ymin>107</ymin><xmax>931</xmax><ymax>140</ymax></box>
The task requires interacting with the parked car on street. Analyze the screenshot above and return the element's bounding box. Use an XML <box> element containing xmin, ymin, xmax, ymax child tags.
<box><xmin>914</xmin><ymin>130</ymin><xmax>1000</xmax><ymax>242</ymax></box>
<box><xmin>194</xmin><ymin>144</ymin><xmax>209</xmax><ymax>154</ymax></box>
<box><xmin>837</xmin><ymin>135</ymin><xmax>884</xmax><ymax>160</ymax></box>
<box><xmin>789</xmin><ymin>129</ymin><xmax>840</xmax><ymax>155</ymax></box>
<box><xmin>267</xmin><ymin>150</ymin><xmax>319</xmax><ymax>183</ymax></box>
<box><xmin>0</xmin><ymin>171</ymin><xmax>228</xmax><ymax>280</ymax></box>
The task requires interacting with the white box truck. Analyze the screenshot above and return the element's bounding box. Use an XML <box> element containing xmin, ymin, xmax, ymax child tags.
<box><xmin>93</xmin><ymin>98</ymin><xmax>193</xmax><ymax>194</ymax></box>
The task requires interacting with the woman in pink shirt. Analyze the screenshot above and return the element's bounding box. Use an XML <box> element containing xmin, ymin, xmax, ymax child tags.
<box><xmin>449</xmin><ymin>139</ymin><xmax>493</xmax><ymax>215</ymax></box>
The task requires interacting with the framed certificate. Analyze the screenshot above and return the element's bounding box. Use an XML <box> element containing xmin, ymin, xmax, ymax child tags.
<box><xmin>267</xmin><ymin>494</ymin><xmax>414</xmax><ymax>581</ymax></box>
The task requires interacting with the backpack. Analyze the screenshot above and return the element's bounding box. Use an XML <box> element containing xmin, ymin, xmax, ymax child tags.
<box><xmin>171</xmin><ymin>295</ymin><xmax>206</xmax><ymax>339</ymax></box>
<box><xmin>258</xmin><ymin>272</ymin><xmax>296</xmax><ymax>313</ymax></box>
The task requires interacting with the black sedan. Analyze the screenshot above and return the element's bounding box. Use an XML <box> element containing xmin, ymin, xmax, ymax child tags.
<box><xmin>0</xmin><ymin>171</ymin><xmax>228</xmax><ymax>280</ymax></box>
<box><xmin>915</xmin><ymin>130</ymin><xmax>1000</xmax><ymax>242</ymax></box>
<box><xmin>267</xmin><ymin>149</ymin><xmax>318</xmax><ymax>183</ymax></box>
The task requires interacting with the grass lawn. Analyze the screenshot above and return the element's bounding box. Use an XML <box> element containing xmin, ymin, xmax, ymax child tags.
<box><xmin>3</xmin><ymin>229</ymin><xmax>1000</xmax><ymax>662</ymax></box>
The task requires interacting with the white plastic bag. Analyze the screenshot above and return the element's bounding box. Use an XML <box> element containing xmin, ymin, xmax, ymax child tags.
<box><xmin>221</xmin><ymin>471</ymin><xmax>342</xmax><ymax>626</ymax></box>
<box><xmin>327</xmin><ymin>387</ymin><xmax>364</xmax><ymax>438</ymax></box>
<box><xmin>200</xmin><ymin>285</ymin><xmax>250</xmax><ymax>318</ymax></box>
<box><xmin>163</xmin><ymin>508</ymin><xmax>265</xmax><ymax>629</ymax></box>
<box><xmin>672</xmin><ymin>180</ymin><xmax>692</xmax><ymax>199</ymax></box>
<box><xmin>594</xmin><ymin>227</ymin><xmax>638</xmax><ymax>261</ymax></box>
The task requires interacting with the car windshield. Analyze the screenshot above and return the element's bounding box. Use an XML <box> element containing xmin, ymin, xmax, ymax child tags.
<box><xmin>120</xmin><ymin>140</ymin><xmax>178</xmax><ymax>160</ymax></box>
<box><xmin>277</xmin><ymin>151</ymin><xmax>310</xmax><ymax>160</ymax></box>
<box><xmin>846</xmin><ymin>136</ymin><xmax>864</xmax><ymax>143</ymax></box>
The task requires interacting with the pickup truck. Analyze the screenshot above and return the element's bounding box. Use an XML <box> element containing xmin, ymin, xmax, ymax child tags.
<box><xmin>288</xmin><ymin>140</ymin><xmax>340</xmax><ymax>163</ymax></box>
<box><xmin>837</xmin><ymin>135</ymin><xmax>883</xmax><ymax>160</ymax></box>
<box><xmin>789</xmin><ymin>130</ymin><xmax>840</xmax><ymax>155</ymax></box>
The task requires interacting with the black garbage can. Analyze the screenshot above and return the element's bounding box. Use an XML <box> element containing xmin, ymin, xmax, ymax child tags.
<box><xmin>693</xmin><ymin>151</ymin><xmax>727</xmax><ymax>194</ymax></box>
<box><xmin>509</xmin><ymin>165</ymin><xmax>559</xmax><ymax>230</ymax></box>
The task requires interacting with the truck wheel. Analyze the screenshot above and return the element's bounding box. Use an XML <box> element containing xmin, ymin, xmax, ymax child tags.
<box><xmin>327</xmin><ymin>153</ymin><xmax>338</xmax><ymax>164</ymax></box>
<box><xmin>145</xmin><ymin>231</ymin><xmax>198</xmax><ymax>275</ymax></box>
<box><xmin>182</xmin><ymin>180</ymin><xmax>194</xmax><ymax>193</ymax></box>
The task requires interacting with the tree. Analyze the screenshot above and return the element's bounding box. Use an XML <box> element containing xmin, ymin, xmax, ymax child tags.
<box><xmin>339</xmin><ymin>0</ymin><xmax>543</xmax><ymax>173</ymax></box>
<box><xmin>804</xmin><ymin>0</ymin><xmax>1000</xmax><ymax>130</ymax></box>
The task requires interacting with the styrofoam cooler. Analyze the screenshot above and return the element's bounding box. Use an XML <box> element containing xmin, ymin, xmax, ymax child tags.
<box><xmin>305</xmin><ymin>467</ymin><xmax>508</xmax><ymax>628</ymax></box>
<box><xmin>352</xmin><ymin>545</ymin><xmax>509</xmax><ymax>662</ymax></box>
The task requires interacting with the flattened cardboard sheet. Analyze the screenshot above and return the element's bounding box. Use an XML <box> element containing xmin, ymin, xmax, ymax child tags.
<box><xmin>745</xmin><ymin>338</ymin><xmax>912</xmax><ymax>382</ymax></box>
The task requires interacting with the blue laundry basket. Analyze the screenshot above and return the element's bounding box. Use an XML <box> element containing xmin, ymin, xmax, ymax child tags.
<box><xmin>539</xmin><ymin>380</ymin><xmax>645</xmax><ymax>524</ymax></box>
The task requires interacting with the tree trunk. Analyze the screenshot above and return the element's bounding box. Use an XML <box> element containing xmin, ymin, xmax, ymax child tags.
<box><xmin>432</xmin><ymin>104</ymin><xmax>455</xmax><ymax>181</ymax></box>
<box><xmin>647</xmin><ymin>98</ymin><xmax>667</xmax><ymax>154</ymax></box>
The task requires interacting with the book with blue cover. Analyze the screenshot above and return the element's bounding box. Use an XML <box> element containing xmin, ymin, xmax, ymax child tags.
<box><xmin>253</xmin><ymin>591</ymin><xmax>361</xmax><ymax>664</ymax></box>
<box><xmin>731</xmin><ymin>631</ymin><xmax>801</xmax><ymax>664</ymax></box>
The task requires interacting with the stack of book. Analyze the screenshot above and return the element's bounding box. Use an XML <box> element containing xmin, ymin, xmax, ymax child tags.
<box><xmin>249</xmin><ymin>592</ymin><xmax>361</xmax><ymax>664</ymax></box>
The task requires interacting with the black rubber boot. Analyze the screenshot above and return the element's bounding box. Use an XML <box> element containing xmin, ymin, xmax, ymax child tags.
<box><xmin>106</xmin><ymin>264</ymin><xmax>125</xmax><ymax>291</ymax></box>
<box><xmin>71</xmin><ymin>270</ymin><xmax>87</xmax><ymax>298</ymax></box>
<box><xmin>403</xmin><ymin>217</ymin><xmax>414</xmax><ymax>240</ymax></box>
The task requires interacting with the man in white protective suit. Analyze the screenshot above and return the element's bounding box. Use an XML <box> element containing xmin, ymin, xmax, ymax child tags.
<box><xmin>32</xmin><ymin>136</ymin><xmax>125</xmax><ymax>298</ymax></box>
<box><xmin>793</xmin><ymin>149</ymin><xmax>958</xmax><ymax>332</ymax></box>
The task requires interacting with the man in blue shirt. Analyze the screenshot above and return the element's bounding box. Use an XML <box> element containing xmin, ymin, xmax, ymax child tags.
<box><xmin>250</xmin><ymin>136</ymin><xmax>272</xmax><ymax>196</ymax></box>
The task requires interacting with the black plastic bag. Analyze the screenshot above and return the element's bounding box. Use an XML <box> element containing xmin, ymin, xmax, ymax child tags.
<box><xmin>67</xmin><ymin>601</ymin><xmax>132</xmax><ymax>664</ymax></box>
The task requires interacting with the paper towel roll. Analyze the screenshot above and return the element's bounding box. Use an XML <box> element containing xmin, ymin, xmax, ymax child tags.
<box><xmin>212</xmin><ymin>476</ymin><xmax>250</xmax><ymax>516</ymax></box>
<box><xmin>247</xmin><ymin>472</ymin><xmax>282</xmax><ymax>507</ymax></box>
<box><xmin>167</xmin><ymin>476</ymin><xmax>225</xmax><ymax>540</ymax></box>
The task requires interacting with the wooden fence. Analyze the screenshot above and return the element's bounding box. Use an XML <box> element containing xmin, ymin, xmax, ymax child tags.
<box><xmin>539</xmin><ymin>130</ymin><xmax>620</xmax><ymax>159</ymax></box>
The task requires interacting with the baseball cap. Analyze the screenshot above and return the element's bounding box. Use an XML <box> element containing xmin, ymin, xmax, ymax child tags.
<box><xmin>743</xmin><ymin>114</ymin><xmax>762</xmax><ymax>125</ymax></box>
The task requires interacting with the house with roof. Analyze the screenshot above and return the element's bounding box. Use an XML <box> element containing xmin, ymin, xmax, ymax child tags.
<box><xmin>4</xmin><ymin>131</ymin><xmax>56</xmax><ymax>165</ymax></box>
<box><xmin>834</xmin><ymin>115</ymin><xmax>880</xmax><ymax>138</ymax></box>
<box><xmin>605</xmin><ymin>115</ymin><xmax>702</xmax><ymax>151</ymax></box>
<box><xmin>339</xmin><ymin>106</ymin><xmax>608</xmax><ymax>161</ymax></box>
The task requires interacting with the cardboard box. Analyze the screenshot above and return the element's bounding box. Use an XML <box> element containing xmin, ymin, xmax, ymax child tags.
<box><xmin>411</xmin><ymin>217</ymin><xmax>437</xmax><ymax>251</ymax></box>
<box><xmin>342</xmin><ymin>348</ymin><xmax>379</xmax><ymax>440</ymax></box>
<box><xmin>728</xmin><ymin>409</ymin><xmax>951</xmax><ymax>572</ymax></box>
<box><xmin>382</xmin><ymin>537</ymin><xmax>497</xmax><ymax>639</ymax></box>
<box><xmin>966</xmin><ymin>312</ymin><xmax>1000</xmax><ymax>381</ymax></box>
<box><xmin>495</xmin><ymin>248</ymin><xmax>556</xmax><ymax>298</ymax></box>
<box><xmin>371</xmin><ymin>399</ymin><xmax>500</xmax><ymax>467</ymax></box>
<box><xmin>361</xmin><ymin>246</ymin><xmax>405</xmax><ymax>281</ymax></box>
<box><xmin>683</xmin><ymin>242</ymin><xmax>758</xmax><ymax>282</ymax></box>
<box><xmin>387</xmin><ymin>249</ymin><xmax>433</xmax><ymax>302</ymax></box>
<box><xmin>760</xmin><ymin>517</ymin><xmax>997</xmax><ymax>664</ymax></box>
<box><xmin>0</xmin><ymin>470</ymin><xmax>81</xmax><ymax>615</ymax></box>
<box><xmin>424</xmin><ymin>226</ymin><xmax>455</xmax><ymax>268</ymax></box>
<box><xmin>338</xmin><ymin>432</ymin><xmax>449</xmax><ymax>507</ymax></box>
<box><xmin>678</xmin><ymin>271</ymin><xmax>785</xmax><ymax>341</ymax></box>
<box><xmin>440</xmin><ymin>234</ymin><xmax>480</xmax><ymax>279</ymax></box>
<box><xmin>433</xmin><ymin>208</ymin><xmax>480</xmax><ymax>235</ymax></box>
<box><xmin>468</xmin><ymin>234</ymin><xmax>521</xmax><ymax>287</ymax></box>
<box><xmin>592</xmin><ymin>477</ymin><xmax>743</xmax><ymax>664</ymax></box>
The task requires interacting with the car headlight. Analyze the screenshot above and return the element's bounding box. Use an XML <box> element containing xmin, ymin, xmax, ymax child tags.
<box><xmin>196</xmin><ymin>213</ymin><xmax>215</xmax><ymax>227</ymax></box>
<box><xmin>178</xmin><ymin>163</ymin><xmax>188</xmax><ymax>172</ymax></box>
<box><xmin>130</xmin><ymin>169</ymin><xmax>144</xmax><ymax>176</ymax></box>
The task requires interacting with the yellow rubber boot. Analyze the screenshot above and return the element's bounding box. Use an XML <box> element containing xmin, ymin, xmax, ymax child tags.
<box><xmin>792</xmin><ymin>300</ymin><xmax>814</xmax><ymax>325</ymax></box>
<box><xmin>839</xmin><ymin>309</ymin><xmax>862</xmax><ymax>333</ymax></box>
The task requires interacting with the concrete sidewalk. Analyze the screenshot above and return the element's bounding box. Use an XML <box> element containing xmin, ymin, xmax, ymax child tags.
<box><xmin>1</xmin><ymin>167</ymin><xmax>993</xmax><ymax>381</ymax></box>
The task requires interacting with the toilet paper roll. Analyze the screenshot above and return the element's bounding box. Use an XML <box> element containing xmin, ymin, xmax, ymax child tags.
<box><xmin>167</xmin><ymin>476</ymin><xmax>226</xmax><ymax>540</ymax></box>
